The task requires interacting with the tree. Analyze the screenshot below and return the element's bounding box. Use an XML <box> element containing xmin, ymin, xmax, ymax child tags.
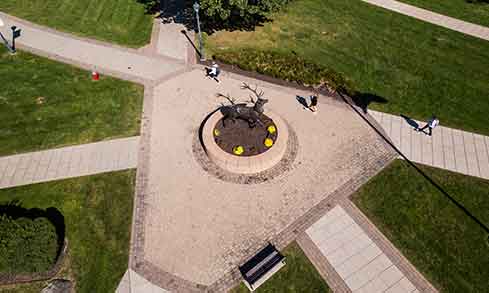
<box><xmin>200</xmin><ymin>0</ymin><xmax>290</xmax><ymax>31</ymax></box>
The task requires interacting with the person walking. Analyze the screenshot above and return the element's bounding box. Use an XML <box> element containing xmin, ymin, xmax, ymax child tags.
<box><xmin>206</xmin><ymin>61</ymin><xmax>221</xmax><ymax>83</ymax></box>
<box><xmin>308</xmin><ymin>95</ymin><xmax>318</xmax><ymax>113</ymax></box>
<box><xmin>295</xmin><ymin>94</ymin><xmax>319</xmax><ymax>113</ymax></box>
<box><xmin>416</xmin><ymin>115</ymin><xmax>439</xmax><ymax>136</ymax></box>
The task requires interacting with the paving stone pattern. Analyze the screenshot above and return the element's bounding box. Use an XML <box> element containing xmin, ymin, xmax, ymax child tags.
<box><xmin>307</xmin><ymin>206</ymin><xmax>419</xmax><ymax>293</ymax></box>
<box><xmin>362</xmin><ymin>0</ymin><xmax>489</xmax><ymax>41</ymax></box>
<box><xmin>370</xmin><ymin>111</ymin><xmax>489</xmax><ymax>179</ymax></box>
<box><xmin>0</xmin><ymin>137</ymin><xmax>139</xmax><ymax>189</ymax></box>
<box><xmin>132</xmin><ymin>69</ymin><xmax>393</xmax><ymax>288</ymax></box>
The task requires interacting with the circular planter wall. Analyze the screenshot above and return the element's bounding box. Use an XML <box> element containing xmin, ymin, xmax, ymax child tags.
<box><xmin>202</xmin><ymin>110</ymin><xmax>289</xmax><ymax>174</ymax></box>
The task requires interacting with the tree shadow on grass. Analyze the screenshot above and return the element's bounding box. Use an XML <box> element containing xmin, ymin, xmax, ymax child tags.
<box><xmin>351</xmin><ymin>92</ymin><xmax>388</xmax><ymax>113</ymax></box>
<box><xmin>137</xmin><ymin>0</ymin><xmax>194</xmax><ymax>25</ymax></box>
<box><xmin>0</xmin><ymin>200</ymin><xmax>65</xmax><ymax>258</ymax></box>
<box><xmin>137</xmin><ymin>0</ymin><xmax>270</xmax><ymax>34</ymax></box>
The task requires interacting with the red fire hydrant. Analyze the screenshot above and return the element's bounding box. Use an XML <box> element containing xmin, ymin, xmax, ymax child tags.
<box><xmin>91</xmin><ymin>71</ymin><xmax>99</xmax><ymax>81</ymax></box>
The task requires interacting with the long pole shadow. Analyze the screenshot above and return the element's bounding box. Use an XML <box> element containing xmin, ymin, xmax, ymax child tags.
<box><xmin>181</xmin><ymin>30</ymin><xmax>202</xmax><ymax>59</ymax></box>
<box><xmin>337</xmin><ymin>91</ymin><xmax>489</xmax><ymax>240</ymax></box>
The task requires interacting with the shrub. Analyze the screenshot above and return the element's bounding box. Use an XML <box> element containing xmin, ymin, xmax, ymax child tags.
<box><xmin>214</xmin><ymin>49</ymin><xmax>355</xmax><ymax>94</ymax></box>
<box><xmin>0</xmin><ymin>215</ymin><xmax>59</xmax><ymax>273</ymax></box>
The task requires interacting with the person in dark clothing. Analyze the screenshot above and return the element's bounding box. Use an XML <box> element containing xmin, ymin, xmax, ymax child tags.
<box><xmin>416</xmin><ymin>115</ymin><xmax>439</xmax><ymax>136</ymax></box>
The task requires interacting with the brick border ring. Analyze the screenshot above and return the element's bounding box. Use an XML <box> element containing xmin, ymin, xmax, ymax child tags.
<box><xmin>193</xmin><ymin>111</ymin><xmax>298</xmax><ymax>185</ymax></box>
<box><xmin>202</xmin><ymin>110</ymin><xmax>289</xmax><ymax>174</ymax></box>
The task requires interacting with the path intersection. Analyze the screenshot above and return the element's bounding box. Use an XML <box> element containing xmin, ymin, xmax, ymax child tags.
<box><xmin>1</xmin><ymin>5</ymin><xmax>488</xmax><ymax>292</ymax></box>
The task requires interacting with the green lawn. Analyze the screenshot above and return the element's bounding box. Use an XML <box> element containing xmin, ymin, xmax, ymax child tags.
<box><xmin>0</xmin><ymin>47</ymin><xmax>143</xmax><ymax>156</ymax></box>
<box><xmin>0</xmin><ymin>170</ymin><xmax>135</xmax><ymax>293</ymax></box>
<box><xmin>0</xmin><ymin>0</ymin><xmax>153</xmax><ymax>47</ymax></box>
<box><xmin>206</xmin><ymin>0</ymin><xmax>489</xmax><ymax>136</ymax></box>
<box><xmin>353</xmin><ymin>160</ymin><xmax>489</xmax><ymax>292</ymax></box>
<box><xmin>231</xmin><ymin>242</ymin><xmax>330</xmax><ymax>293</ymax></box>
<box><xmin>398</xmin><ymin>0</ymin><xmax>489</xmax><ymax>27</ymax></box>
<box><xmin>0</xmin><ymin>282</ymin><xmax>45</xmax><ymax>293</ymax></box>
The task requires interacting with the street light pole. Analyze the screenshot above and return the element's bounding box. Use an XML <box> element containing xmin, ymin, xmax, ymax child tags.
<box><xmin>11</xmin><ymin>26</ymin><xmax>17</xmax><ymax>52</ymax></box>
<box><xmin>193</xmin><ymin>2</ymin><xmax>206</xmax><ymax>61</ymax></box>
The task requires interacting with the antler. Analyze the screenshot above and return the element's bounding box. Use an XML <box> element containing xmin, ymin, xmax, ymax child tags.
<box><xmin>241</xmin><ymin>82</ymin><xmax>265</xmax><ymax>103</ymax></box>
<box><xmin>216</xmin><ymin>93</ymin><xmax>236</xmax><ymax>105</ymax></box>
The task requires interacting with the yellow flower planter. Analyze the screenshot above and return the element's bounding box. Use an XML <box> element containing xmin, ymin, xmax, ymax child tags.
<box><xmin>267</xmin><ymin>125</ymin><xmax>277</xmax><ymax>134</ymax></box>
<box><xmin>264</xmin><ymin>138</ymin><xmax>274</xmax><ymax>148</ymax></box>
<box><xmin>233</xmin><ymin>145</ymin><xmax>244</xmax><ymax>155</ymax></box>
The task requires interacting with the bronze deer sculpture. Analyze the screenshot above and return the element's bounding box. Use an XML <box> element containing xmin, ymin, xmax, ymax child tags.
<box><xmin>219</xmin><ymin>83</ymin><xmax>269</xmax><ymax>128</ymax></box>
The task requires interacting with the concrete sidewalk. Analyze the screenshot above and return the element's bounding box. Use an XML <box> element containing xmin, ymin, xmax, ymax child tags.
<box><xmin>0</xmin><ymin>12</ymin><xmax>185</xmax><ymax>83</ymax></box>
<box><xmin>302</xmin><ymin>203</ymin><xmax>437</xmax><ymax>293</ymax></box>
<box><xmin>116</xmin><ymin>269</ymin><xmax>169</xmax><ymax>293</ymax></box>
<box><xmin>370</xmin><ymin>111</ymin><xmax>489</xmax><ymax>179</ymax></box>
<box><xmin>0</xmin><ymin>137</ymin><xmax>139</xmax><ymax>189</ymax></box>
<box><xmin>362</xmin><ymin>0</ymin><xmax>489</xmax><ymax>41</ymax></box>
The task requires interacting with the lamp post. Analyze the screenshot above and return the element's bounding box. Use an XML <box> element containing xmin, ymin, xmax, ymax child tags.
<box><xmin>11</xmin><ymin>26</ymin><xmax>21</xmax><ymax>52</ymax></box>
<box><xmin>193</xmin><ymin>2</ymin><xmax>205</xmax><ymax>61</ymax></box>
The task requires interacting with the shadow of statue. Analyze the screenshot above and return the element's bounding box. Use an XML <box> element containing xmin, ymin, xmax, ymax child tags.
<box><xmin>351</xmin><ymin>92</ymin><xmax>388</xmax><ymax>113</ymax></box>
<box><xmin>0</xmin><ymin>200</ymin><xmax>66</xmax><ymax>258</ymax></box>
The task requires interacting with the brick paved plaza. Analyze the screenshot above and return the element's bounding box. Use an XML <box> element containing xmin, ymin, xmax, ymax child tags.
<box><xmin>130</xmin><ymin>69</ymin><xmax>393</xmax><ymax>289</ymax></box>
<box><xmin>2</xmin><ymin>2</ymin><xmax>488</xmax><ymax>291</ymax></box>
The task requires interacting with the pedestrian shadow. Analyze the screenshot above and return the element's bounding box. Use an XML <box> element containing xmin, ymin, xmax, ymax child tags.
<box><xmin>296</xmin><ymin>95</ymin><xmax>308</xmax><ymax>108</ymax></box>
<box><xmin>351</xmin><ymin>92</ymin><xmax>388</xmax><ymax>113</ymax></box>
<box><xmin>400</xmin><ymin>114</ymin><xmax>419</xmax><ymax>130</ymax></box>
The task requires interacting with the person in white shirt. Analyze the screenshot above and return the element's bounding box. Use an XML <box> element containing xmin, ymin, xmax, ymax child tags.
<box><xmin>417</xmin><ymin>115</ymin><xmax>439</xmax><ymax>136</ymax></box>
<box><xmin>295</xmin><ymin>94</ymin><xmax>319</xmax><ymax>113</ymax></box>
<box><xmin>206</xmin><ymin>62</ymin><xmax>221</xmax><ymax>83</ymax></box>
<box><xmin>308</xmin><ymin>95</ymin><xmax>318</xmax><ymax>113</ymax></box>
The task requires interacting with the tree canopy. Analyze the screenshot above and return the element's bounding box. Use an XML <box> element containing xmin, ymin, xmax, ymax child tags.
<box><xmin>137</xmin><ymin>0</ymin><xmax>290</xmax><ymax>31</ymax></box>
<box><xmin>200</xmin><ymin>0</ymin><xmax>289</xmax><ymax>30</ymax></box>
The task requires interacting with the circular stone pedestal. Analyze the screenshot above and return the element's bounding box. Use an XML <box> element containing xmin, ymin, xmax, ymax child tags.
<box><xmin>202</xmin><ymin>110</ymin><xmax>289</xmax><ymax>174</ymax></box>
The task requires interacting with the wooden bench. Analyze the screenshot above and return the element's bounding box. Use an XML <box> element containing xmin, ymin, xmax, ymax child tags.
<box><xmin>239</xmin><ymin>243</ymin><xmax>286</xmax><ymax>291</ymax></box>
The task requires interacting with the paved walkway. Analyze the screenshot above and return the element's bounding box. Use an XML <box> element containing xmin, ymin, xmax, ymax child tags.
<box><xmin>362</xmin><ymin>0</ymin><xmax>489</xmax><ymax>41</ymax></box>
<box><xmin>0</xmin><ymin>12</ymin><xmax>186</xmax><ymax>83</ymax></box>
<box><xmin>0</xmin><ymin>137</ymin><xmax>139</xmax><ymax>189</ymax></box>
<box><xmin>128</xmin><ymin>68</ymin><xmax>395</xmax><ymax>290</ymax></box>
<box><xmin>304</xmin><ymin>204</ymin><xmax>436</xmax><ymax>293</ymax></box>
<box><xmin>155</xmin><ymin>22</ymin><xmax>189</xmax><ymax>62</ymax></box>
<box><xmin>370</xmin><ymin>111</ymin><xmax>489</xmax><ymax>179</ymax></box>
<box><xmin>116</xmin><ymin>269</ymin><xmax>169</xmax><ymax>293</ymax></box>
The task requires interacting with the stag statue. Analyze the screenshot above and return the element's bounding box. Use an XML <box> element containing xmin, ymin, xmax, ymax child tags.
<box><xmin>218</xmin><ymin>83</ymin><xmax>269</xmax><ymax>128</ymax></box>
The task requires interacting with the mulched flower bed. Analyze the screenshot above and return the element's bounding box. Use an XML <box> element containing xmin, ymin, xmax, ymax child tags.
<box><xmin>214</xmin><ymin>114</ymin><xmax>278</xmax><ymax>157</ymax></box>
